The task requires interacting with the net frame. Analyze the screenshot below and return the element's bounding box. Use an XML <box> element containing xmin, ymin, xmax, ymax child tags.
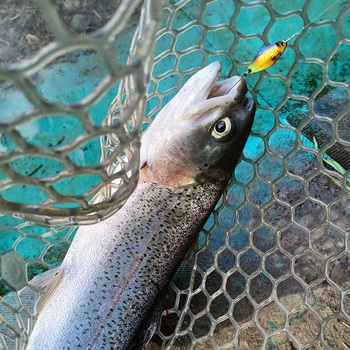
<box><xmin>0</xmin><ymin>0</ymin><xmax>161</xmax><ymax>226</ymax></box>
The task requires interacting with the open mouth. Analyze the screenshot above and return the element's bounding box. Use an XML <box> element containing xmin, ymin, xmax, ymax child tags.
<box><xmin>207</xmin><ymin>74</ymin><xmax>253</xmax><ymax>111</ymax></box>
<box><xmin>209</xmin><ymin>76</ymin><xmax>246</xmax><ymax>97</ymax></box>
<box><xmin>177</xmin><ymin>62</ymin><xmax>254</xmax><ymax>115</ymax></box>
<box><xmin>201</xmin><ymin>63</ymin><xmax>252</xmax><ymax>110</ymax></box>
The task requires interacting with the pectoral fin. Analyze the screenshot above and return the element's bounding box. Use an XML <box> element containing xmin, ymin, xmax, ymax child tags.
<box><xmin>34</xmin><ymin>268</ymin><xmax>64</xmax><ymax>314</ymax></box>
<box><xmin>20</xmin><ymin>267</ymin><xmax>65</xmax><ymax>315</ymax></box>
<box><xmin>21</xmin><ymin>267</ymin><xmax>61</xmax><ymax>294</ymax></box>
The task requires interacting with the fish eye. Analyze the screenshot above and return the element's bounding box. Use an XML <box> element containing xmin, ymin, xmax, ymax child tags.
<box><xmin>212</xmin><ymin>117</ymin><xmax>236</xmax><ymax>142</ymax></box>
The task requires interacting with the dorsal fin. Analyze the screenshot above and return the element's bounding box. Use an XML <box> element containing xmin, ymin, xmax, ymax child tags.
<box><xmin>33</xmin><ymin>268</ymin><xmax>65</xmax><ymax>314</ymax></box>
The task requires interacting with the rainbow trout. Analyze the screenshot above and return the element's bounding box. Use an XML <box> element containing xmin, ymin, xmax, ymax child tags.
<box><xmin>25</xmin><ymin>61</ymin><xmax>255</xmax><ymax>349</ymax></box>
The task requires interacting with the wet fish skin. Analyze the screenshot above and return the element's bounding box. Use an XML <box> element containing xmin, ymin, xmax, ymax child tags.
<box><xmin>26</xmin><ymin>61</ymin><xmax>255</xmax><ymax>350</ymax></box>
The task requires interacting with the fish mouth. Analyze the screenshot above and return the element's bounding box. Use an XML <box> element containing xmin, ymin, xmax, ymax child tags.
<box><xmin>201</xmin><ymin>62</ymin><xmax>254</xmax><ymax>112</ymax></box>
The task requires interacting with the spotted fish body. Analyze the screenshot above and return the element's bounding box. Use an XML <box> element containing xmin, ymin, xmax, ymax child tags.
<box><xmin>26</xmin><ymin>62</ymin><xmax>255</xmax><ymax>350</ymax></box>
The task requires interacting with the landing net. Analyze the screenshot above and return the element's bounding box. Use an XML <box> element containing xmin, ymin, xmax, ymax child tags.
<box><xmin>0</xmin><ymin>0</ymin><xmax>349</xmax><ymax>349</ymax></box>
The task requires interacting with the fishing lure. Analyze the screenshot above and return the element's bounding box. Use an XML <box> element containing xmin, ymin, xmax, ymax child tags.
<box><xmin>227</xmin><ymin>39</ymin><xmax>290</xmax><ymax>92</ymax></box>
<box><xmin>242</xmin><ymin>40</ymin><xmax>287</xmax><ymax>77</ymax></box>
<box><xmin>238</xmin><ymin>0</ymin><xmax>341</xmax><ymax>80</ymax></box>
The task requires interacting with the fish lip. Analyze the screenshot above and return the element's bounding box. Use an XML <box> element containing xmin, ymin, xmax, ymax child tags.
<box><xmin>178</xmin><ymin>62</ymin><xmax>254</xmax><ymax>119</ymax></box>
<box><xmin>205</xmin><ymin>65</ymin><xmax>249</xmax><ymax>106</ymax></box>
<box><xmin>182</xmin><ymin>61</ymin><xmax>249</xmax><ymax>105</ymax></box>
<box><xmin>206</xmin><ymin>73</ymin><xmax>254</xmax><ymax>113</ymax></box>
<box><xmin>201</xmin><ymin>61</ymin><xmax>222</xmax><ymax>99</ymax></box>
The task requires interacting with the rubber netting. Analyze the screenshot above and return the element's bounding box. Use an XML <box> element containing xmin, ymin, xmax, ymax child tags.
<box><xmin>1</xmin><ymin>0</ymin><xmax>350</xmax><ymax>349</ymax></box>
<box><xmin>147</xmin><ymin>0</ymin><xmax>350</xmax><ymax>349</ymax></box>
<box><xmin>0</xmin><ymin>0</ymin><xmax>161</xmax><ymax>226</ymax></box>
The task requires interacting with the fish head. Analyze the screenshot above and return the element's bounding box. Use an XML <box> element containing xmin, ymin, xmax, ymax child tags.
<box><xmin>140</xmin><ymin>61</ymin><xmax>256</xmax><ymax>187</ymax></box>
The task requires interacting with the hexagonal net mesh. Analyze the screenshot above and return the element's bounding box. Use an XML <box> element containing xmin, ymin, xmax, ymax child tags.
<box><xmin>0</xmin><ymin>0</ymin><xmax>350</xmax><ymax>349</ymax></box>
<box><xmin>0</xmin><ymin>0</ymin><xmax>161</xmax><ymax>226</ymax></box>
<box><xmin>146</xmin><ymin>1</ymin><xmax>350</xmax><ymax>349</ymax></box>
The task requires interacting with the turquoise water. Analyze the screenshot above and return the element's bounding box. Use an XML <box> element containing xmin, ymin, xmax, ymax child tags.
<box><xmin>0</xmin><ymin>0</ymin><xmax>349</xmax><ymax>287</ymax></box>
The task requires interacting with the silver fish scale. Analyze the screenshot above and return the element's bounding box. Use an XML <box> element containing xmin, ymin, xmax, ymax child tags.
<box><xmin>94</xmin><ymin>179</ymin><xmax>230</xmax><ymax>349</ymax></box>
<box><xmin>1</xmin><ymin>0</ymin><xmax>350</xmax><ymax>349</ymax></box>
<box><xmin>26</xmin><ymin>178</ymin><xmax>229</xmax><ymax>350</ymax></box>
